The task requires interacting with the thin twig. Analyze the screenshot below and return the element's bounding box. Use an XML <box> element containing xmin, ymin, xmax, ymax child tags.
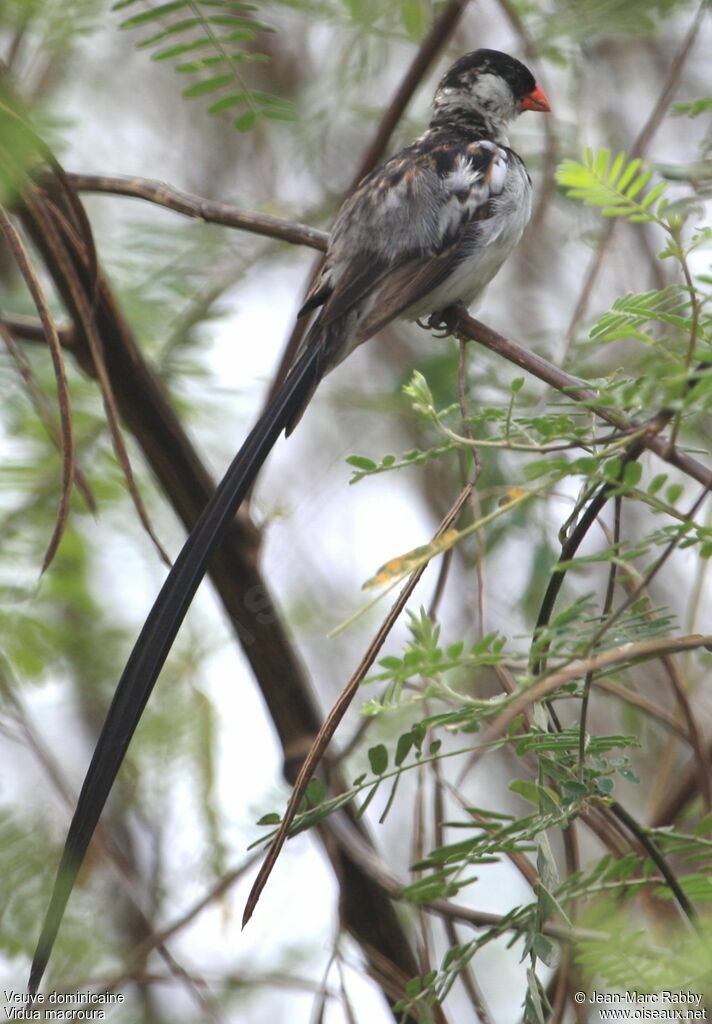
<box><xmin>471</xmin><ymin>633</ymin><xmax>712</xmax><ymax>773</ymax></box>
<box><xmin>609</xmin><ymin>800</ymin><xmax>697</xmax><ymax>927</ymax></box>
<box><xmin>447</xmin><ymin>309</ymin><xmax>712</xmax><ymax>490</ymax></box>
<box><xmin>0</xmin><ymin>204</ymin><xmax>74</xmax><ymax>571</ymax></box>
<box><xmin>0</xmin><ymin>321</ymin><xmax>96</xmax><ymax>511</ymax></box>
<box><xmin>1</xmin><ymin>310</ymin><xmax>75</xmax><ymax>346</ymax></box>
<box><xmin>242</xmin><ymin>481</ymin><xmax>475</xmax><ymax>927</ymax></box>
<box><xmin>31</xmin><ymin>190</ymin><xmax>172</xmax><ymax>568</ymax></box>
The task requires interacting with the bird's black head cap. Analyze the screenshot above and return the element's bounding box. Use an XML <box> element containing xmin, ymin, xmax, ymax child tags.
<box><xmin>438</xmin><ymin>49</ymin><xmax>536</xmax><ymax>103</ymax></box>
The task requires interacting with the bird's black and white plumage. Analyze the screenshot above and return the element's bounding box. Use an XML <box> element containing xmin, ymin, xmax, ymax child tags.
<box><xmin>28</xmin><ymin>49</ymin><xmax>549</xmax><ymax>995</ymax></box>
<box><xmin>287</xmin><ymin>48</ymin><xmax>549</xmax><ymax>428</ymax></box>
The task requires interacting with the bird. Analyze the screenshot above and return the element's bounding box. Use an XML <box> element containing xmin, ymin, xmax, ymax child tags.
<box><xmin>28</xmin><ymin>48</ymin><xmax>550</xmax><ymax>993</ymax></box>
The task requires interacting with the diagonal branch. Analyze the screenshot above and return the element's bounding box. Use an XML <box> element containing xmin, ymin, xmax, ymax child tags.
<box><xmin>242</xmin><ymin>482</ymin><xmax>475</xmax><ymax>928</ymax></box>
<box><xmin>59</xmin><ymin>172</ymin><xmax>328</xmax><ymax>250</ymax></box>
<box><xmin>444</xmin><ymin>309</ymin><xmax>712</xmax><ymax>490</ymax></box>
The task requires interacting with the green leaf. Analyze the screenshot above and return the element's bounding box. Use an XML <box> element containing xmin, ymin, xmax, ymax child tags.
<box><xmin>401</xmin><ymin>0</ymin><xmax>425</xmax><ymax>37</ymax></box>
<box><xmin>556</xmin><ymin>150</ymin><xmax>668</xmax><ymax>224</ymax></box>
<box><xmin>182</xmin><ymin>73</ymin><xmax>235</xmax><ymax>97</ymax></box>
<box><xmin>617</xmin><ymin>158</ymin><xmax>642</xmax><ymax>192</ymax></box>
<box><xmin>623</xmin><ymin>462</ymin><xmax>642</xmax><ymax>487</ymax></box>
<box><xmin>624</xmin><ymin>171</ymin><xmax>652</xmax><ymax>200</ymax></box>
<box><xmin>120</xmin><ymin>0</ymin><xmax>189</xmax><ymax>28</ymax></box>
<box><xmin>257</xmin><ymin>812</ymin><xmax>281</xmax><ymax>825</ymax></box>
<box><xmin>672</xmin><ymin>97</ymin><xmax>712</xmax><ymax>118</ymax></box>
<box><xmin>306</xmin><ymin>777</ymin><xmax>326</xmax><ymax>804</ymax></box>
<box><xmin>368</xmin><ymin>744</ymin><xmax>388</xmax><ymax>775</ymax></box>
<box><xmin>151</xmin><ymin>31</ymin><xmax>254</xmax><ymax>60</ymax></box>
<box><xmin>379</xmin><ymin>655</ymin><xmax>401</xmax><ymax>670</ymax></box>
<box><xmin>207</xmin><ymin>14</ymin><xmax>273</xmax><ymax>31</ymax></box>
<box><xmin>395</xmin><ymin>731</ymin><xmax>413</xmax><ymax>766</ymax></box>
<box><xmin>666</xmin><ymin>483</ymin><xmax>683</xmax><ymax>504</ymax></box>
<box><xmin>176</xmin><ymin>55</ymin><xmax>238</xmax><ymax>73</ymax></box>
<box><xmin>207</xmin><ymin>92</ymin><xmax>246</xmax><ymax>114</ymax></box>
<box><xmin>404</xmin><ymin>370</ymin><xmax>435</xmax><ymax>410</ymax></box>
<box><xmin>233</xmin><ymin>110</ymin><xmax>258</xmax><ymax>131</ymax></box>
<box><xmin>640</xmin><ymin>181</ymin><xmax>668</xmax><ymax>209</ymax></box>
<box><xmin>135</xmin><ymin>18</ymin><xmax>207</xmax><ymax>48</ymax></box>
<box><xmin>347</xmin><ymin>455</ymin><xmax>377</xmax><ymax>471</ymax></box>
<box><xmin>603</xmin><ymin>457</ymin><xmax>622</xmax><ymax>482</ymax></box>
<box><xmin>405</xmin><ymin>976</ymin><xmax>422</xmax><ymax>998</ymax></box>
<box><xmin>509</xmin><ymin>779</ymin><xmax>541</xmax><ymax>805</ymax></box>
<box><xmin>530</xmin><ymin>933</ymin><xmax>556</xmax><ymax>966</ymax></box>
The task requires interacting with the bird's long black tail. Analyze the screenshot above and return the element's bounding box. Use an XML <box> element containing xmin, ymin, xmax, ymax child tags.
<box><xmin>28</xmin><ymin>342</ymin><xmax>322</xmax><ymax>995</ymax></box>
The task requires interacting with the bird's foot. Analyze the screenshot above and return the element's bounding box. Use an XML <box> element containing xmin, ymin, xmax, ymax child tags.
<box><xmin>417</xmin><ymin>310</ymin><xmax>450</xmax><ymax>337</ymax></box>
<box><xmin>418</xmin><ymin>304</ymin><xmax>468</xmax><ymax>338</ymax></box>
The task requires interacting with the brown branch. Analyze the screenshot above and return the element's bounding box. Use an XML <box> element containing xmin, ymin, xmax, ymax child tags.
<box><xmin>322</xmin><ymin>810</ymin><xmax>610</xmax><ymax>945</ymax></box>
<box><xmin>0</xmin><ymin>204</ymin><xmax>74</xmax><ymax>571</ymax></box>
<box><xmin>445</xmin><ymin>309</ymin><xmax>712</xmax><ymax>490</ymax></box>
<box><xmin>62</xmin><ymin>172</ymin><xmax>328</xmax><ymax>251</ymax></box>
<box><xmin>478</xmin><ymin>633</ymin><xmax>712</xmax><ymax>758</ymax></box>
<box><xmin>1</xmin><ymin>310</ymin><xmax>76</xmax><ymax>346</ymax></box>
<box><xmin>0</xmin><ymin>321</ymin><xmax>95</xmax><ymax>511</ymax></box>
<box><xmin>12</xmin><ymin>289</ymin><xmax>712</xmax><ymax>494</ymax></box>
<box><xmin>29</xmin><ymin>189</ymin><xmax>172</xmax><ymax>568</ymax></box>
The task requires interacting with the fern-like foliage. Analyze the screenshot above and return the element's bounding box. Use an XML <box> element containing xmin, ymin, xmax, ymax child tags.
<box><xmin>590</xmin><ymin>286</ymin><xmax>701</xmax><ymax>345</ymax></box>
<box><xmin>556</xmin><ymin>148</ymin><xmax>668</xmax><ymax>222</ymax></box>
<box><xmin>112</xmin><ymin>0</ymin><xmax>294</xmax><ymax>131</ymax></box>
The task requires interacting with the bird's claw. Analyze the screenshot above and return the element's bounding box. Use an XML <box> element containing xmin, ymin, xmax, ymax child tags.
<box><xmin>417</xmin><ymin>311</ymin><xmax>451</xmax><ymax>338</ymax></box>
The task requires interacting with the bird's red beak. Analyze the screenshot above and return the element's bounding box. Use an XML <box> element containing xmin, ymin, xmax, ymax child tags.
<box><xmin>520</xmin><ymin>84</ymin><xmax>550</xmax><ymax>112</ymax></box>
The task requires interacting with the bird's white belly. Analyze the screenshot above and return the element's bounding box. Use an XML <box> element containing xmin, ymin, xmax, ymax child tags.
<box><xmin>405</xmin><ymin>164</ymin><xmax>532</xmax><ymax>320</ymax></box>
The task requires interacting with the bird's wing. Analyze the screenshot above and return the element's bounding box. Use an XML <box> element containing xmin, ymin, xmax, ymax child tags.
<box><xmin>302</xmin><ymin>136</ymin><xmax>509</xmax><ymax>336</ymax></box>
<box><xmin>352</xmin><ymin>240</ymin><xmax>483</xmax><ymax>340</ymax></box>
